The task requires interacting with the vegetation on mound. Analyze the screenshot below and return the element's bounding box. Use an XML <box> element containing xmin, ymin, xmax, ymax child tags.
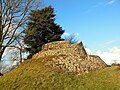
<box><xmin>0</xmin><ymin>57</ymin><xmax>120</xmax><ymax>90</ymax></box>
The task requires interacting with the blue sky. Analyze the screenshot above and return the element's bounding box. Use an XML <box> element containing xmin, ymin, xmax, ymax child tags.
<box><xmin>43</xmin><ymin>0</ymin><xmax>120</xmax><ymax>53</ymax></box>
<box><xmin>43</xmin><ymin>0</ymin><xmax>120</xmax><ymax>64</ymax></box>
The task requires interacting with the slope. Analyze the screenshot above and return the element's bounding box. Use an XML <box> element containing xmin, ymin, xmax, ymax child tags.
<box><xmin>0</xmin><ymin>57</ymin><xmax>120</xmax><ymax>90</ymax></box>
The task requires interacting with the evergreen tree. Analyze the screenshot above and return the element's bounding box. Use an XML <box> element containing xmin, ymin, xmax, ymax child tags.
<box><xmin>24</xmin><ymin>6</ymin><xmax>64</xmax><ymax>58</ymax></box>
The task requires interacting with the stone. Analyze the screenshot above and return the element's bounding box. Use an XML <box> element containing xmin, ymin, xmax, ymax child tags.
<box><xmin>33</xmin><ymin>41</ymin><xmax>107</xmax><ymax>75</ymax></box>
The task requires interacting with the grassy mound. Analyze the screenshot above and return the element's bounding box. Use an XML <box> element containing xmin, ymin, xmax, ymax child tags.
<box><xmin>0</xmin><ymin>57</ymin><xmax>120</xmax><ymax>90</ymax></box>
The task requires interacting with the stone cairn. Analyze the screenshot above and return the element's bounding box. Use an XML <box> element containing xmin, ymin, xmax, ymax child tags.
<box><xmin>33</xmin><ymin>41</ymin><xmax>107</xmax><ymax>75</ymax></box>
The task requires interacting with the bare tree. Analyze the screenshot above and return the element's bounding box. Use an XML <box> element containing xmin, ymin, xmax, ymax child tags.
<box><xmin>63</xmin><ymin>33</ymin><xmax>79</xmax><ymax>44</ymax></box>
<box><xmin>0</xmin><ymin>0</ymin><xmax>42</xmax><ymax>63</ymax></box>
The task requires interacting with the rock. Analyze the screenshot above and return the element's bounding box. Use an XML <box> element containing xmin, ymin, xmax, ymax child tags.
<box><xmin>33</xmin><ymin>41</ymin><xmax>107</xmax><ymax>75</ymax></box>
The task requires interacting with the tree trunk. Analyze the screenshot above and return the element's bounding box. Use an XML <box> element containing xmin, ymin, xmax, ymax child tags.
<box><xmin>0</xmin><ymin>0</ymin><xmax>2</xmax><ymax>62</ymax></box>
<box><xmin>0</xmin><ymin>52</ymin><xmax>2</xmax><ymax>61</ymax></box>
<box><xmin>0</xmin><ymin>48</ymin><xmax>5</xmax><ymax>75</ymax></box>
<box><xmin>20</xmin><ymin>49</ymin><xmax>22</xmax><ymax>63</ymax></box>
<box><xmin>0</xmin><ymin>72</ymin><xmax>3</xmax><ymax>76</ymax></box>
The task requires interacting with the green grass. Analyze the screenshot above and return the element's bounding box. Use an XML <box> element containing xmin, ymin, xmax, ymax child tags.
<box><xmin>0</xmin><ymin>57</ymin><xmax>120</xmax><ymax>90</ymax></box>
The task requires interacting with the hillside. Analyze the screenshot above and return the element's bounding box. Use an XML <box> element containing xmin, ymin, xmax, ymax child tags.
<box><xmin>0</xmin><ymin>41</ymin><xmax>114</xmax><ymax>90</ymax></box>
<box><xmin>0</xmin><ymin>58</ymin><xmax>120</xmax><ymax>90</ymax></box>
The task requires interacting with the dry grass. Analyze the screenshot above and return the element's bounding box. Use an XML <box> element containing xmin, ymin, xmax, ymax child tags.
<box><xmin>117</xmin><ymin>65</ymin><xmax>120</xmax><ymax>70</ymax></box>
<box><xmin>0</xmin><ymin>57</ymin><xmax>120</xmax><ymax>90</ymax></box>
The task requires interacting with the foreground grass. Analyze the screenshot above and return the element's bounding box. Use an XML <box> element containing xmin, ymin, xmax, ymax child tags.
<box><xmin>0</xmin><ymin>58</ymin><xmax>120</xmax><ymax>90</ymax></box>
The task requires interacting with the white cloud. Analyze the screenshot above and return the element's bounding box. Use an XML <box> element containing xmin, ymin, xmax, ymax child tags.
<box><xmin>106</xmin><ymin>0</ymin><xmax>117</xmax><ymax>5</ymax></box>
<box><xmin>74</xmin><ymin>33</ymin><xmax>80</xmax><ymax>36</ymax></box>
<box><xmin>2</xmin><ymin>47</ymin><xmax>20</xmax><ymax>57</ymax></box>
<box><xmin>109</xmin><ymin>46</ymin><xmax>120</xmax><ymax>53</ymax></box>
<box><xmin>2</xmin><ymin>47</ymin><xmax>29</xmax><ymax>60</ymax></box>
<box><xmin>96</xmin><ymin>50</ymin><xmax>102</xmax><ymax>55</ymax></box>
<box><xmin>84</xmin><ymin>0</ymin><xmax>118</xmax><ymax>14</ymax></box>
<box><xmin>83</xmin><ymin>2</ymin><xmax>105</xmax><ymax>14</ymax></box>
<box><xmin>86</xmin><ymin>46</ymin><xmax>120</xmax><ymax>65</ymax></box>
<box><xmin>85</xmin><ymin>48</ymin><xmax>93</xmax><ymax>55</ymax></box>
<box><xmin>105</xmin><ymin>40</ymin><xmax>118</xmax><ymax>45</ymax></box>
<box><xmin>96</xmin><ymin>51</ymin><xmax>120</xmax><ymax>65</ymax></box>
<box><xmin>95</xmin><ymin>46</ymin><xmax>120</xmax><ymax>65</ymax></box>
<box><xmin>62</xmin><ymin>33</ymin><xmax>70</xmax><ymax>36</ymax></box>
<box><xmin>107</xmin><ymin>0</ymin><xmax>116</xmax><ymax>4</ymax></box>
<box><xmin>22</xmin><ymin>52</ymin><xmax>29</xmax><ymax>60</ymax></box>
<box><xmin>62</xmin><ymin>32</ymin><xmax>80</xmax><ymax>37</ymax></box>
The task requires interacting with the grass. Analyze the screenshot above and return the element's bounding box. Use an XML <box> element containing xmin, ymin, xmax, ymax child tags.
<box><xmin>0</xmin><ymin>57</ymin><xmax>120</xmax><ymax>90</ymax></box>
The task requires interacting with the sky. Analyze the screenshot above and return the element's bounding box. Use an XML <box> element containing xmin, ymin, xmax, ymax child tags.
<box><xmin>43</xmin><ymin>0</ymin><xmax>120</xmax><ymax>64</ymax></box>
